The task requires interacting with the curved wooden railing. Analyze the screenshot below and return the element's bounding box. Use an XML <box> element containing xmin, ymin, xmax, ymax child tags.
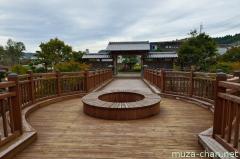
<box><xmin>0</xmin><ymin>78</ymin><xmax>22</xmax><ymax>146</ymax></box>
<box><xmin>0</xmin><ymin>69</ymin><xmax>112</xmax><ymax>147</ymax></box>
<box><xmin>144</xmin><ymin>68</ymin><xmax>240</xmax><ymax>154</ymax></box>
<box><xmin>144</xmin><ymin>69</ymin><xmax>216</xmax><ymax>103</ymax></box>
<box><xmin>213</xmin><ymin>80</ymin><xmax>240</xmax><ymax>153</ymax></box>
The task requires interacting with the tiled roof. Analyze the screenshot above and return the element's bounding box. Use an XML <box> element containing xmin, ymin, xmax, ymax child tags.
<box><xmin>146</xmin><ymin>52</ymin><xmax>178</xmax><ymax>58</ymax></box>
<box><xmin>106</xmin><ymin>41</ymin><xmax>150</xmax><ymax>51</ymax></box>
<box><xmin>82</xmin><ymin>54</ymin><xmax>111</xmax><ymax>59</ymax></box>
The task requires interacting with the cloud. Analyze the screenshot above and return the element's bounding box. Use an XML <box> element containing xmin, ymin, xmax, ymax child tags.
<box><xmin>0</xmin><ymin>0</ymin><xmax>239</xmax><ymax>52</ymax></box>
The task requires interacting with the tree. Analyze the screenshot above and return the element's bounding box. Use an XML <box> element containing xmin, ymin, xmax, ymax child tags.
<box><xmin>36</xmin><ymin>38</ymin><xmax>72</xmax><ymax>71</ymax></box>
<box><xmin>214</xmin><ymin>33</ymin><xmax>240</xmax><ymax>44</ymax></box>
<box><xmin>122</xmin><ymin>56</ymin><xmax>138</xmax><ymax>71</ymax></box>
<box><xmin>177</xmin><ymin>32</ymin><xmax>217</xmax><ymax>71</ymax></box>
<box><xmin>71</xmin><ymin>51</ymin><xmax>85</xmax><ymax>62</ymax></box>
<box><xmin>0</xmin><ymin>46</ymin><xmax>4</xmax><ymax>62</ymax></box>
<box><xmin>0</xmin><ymin>39</ymin><xmax>26</xmax><ymax>66</ymax></box>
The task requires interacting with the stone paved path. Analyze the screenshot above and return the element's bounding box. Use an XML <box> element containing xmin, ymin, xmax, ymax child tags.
<box><xmin>102</xmin><ymin>79</ymin><xmax>152</xmax><ymax>93</ymax></box>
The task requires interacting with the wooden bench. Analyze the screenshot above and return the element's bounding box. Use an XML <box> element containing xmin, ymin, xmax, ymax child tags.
<box><xmin>82</xmin><ymin>90</ymin><xmax>161</xmax><ymax>120</ymax></box>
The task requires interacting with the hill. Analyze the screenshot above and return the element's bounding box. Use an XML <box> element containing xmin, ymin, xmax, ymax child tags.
<box><xmin>213</xmin><ymin>33</ymin><xmax>240</xmax><ymax>44</ymax></box>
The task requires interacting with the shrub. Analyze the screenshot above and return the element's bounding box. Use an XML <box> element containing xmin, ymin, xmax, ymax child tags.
<box><xmin>11</xmin><ymin>64</ymin><xmax>28</xmax><ymax>75</ymax></box>
<box><xmin>133</xmin><ymin>64</ymin><xmax>141</xmax><ymax>72</ymax></box>
<box><xmin>34</xmin><ymin>67</ymin><xmax>46</xmax><ymax>73</ymax></box>
<box><xmin>54</xmin><ymin>61</ymin><xmax>90</xmax><ymax>72</ymax></box>
<box><xmin>209</xmin><ymin>62</ymin><xmax>240</xmax><ymax>73</ymax></box>
<box><xmin>231</xmin><ymin>62</ymin><xmax>240</xmax><ymax>71</ymax></box>
<box><xmin>0</xmin><ymin>70</ymin><xmax>7</xmax><ymax>82</ymax></box>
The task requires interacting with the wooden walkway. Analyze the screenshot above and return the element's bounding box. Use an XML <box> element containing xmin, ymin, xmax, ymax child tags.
<box><xmin>14</xmin><ymin>79</ymin><xmax>212</xmax><ymax>159</ymax></box>
<box><xmin>103</xmin><ymin>79</ymin><xmax>152</xmax><ymax>92</ymax></box>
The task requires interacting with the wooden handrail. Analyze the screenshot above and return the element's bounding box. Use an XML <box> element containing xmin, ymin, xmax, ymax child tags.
<box><xmin>0</xmin><ymin>68</ymin><xmax>113</xmax><ymax>148</ymax></box>
<box><xmin>0</xmin><ymin>92</ymin><xmax>16</xmax><ymax>100</ymax></box>
<box><xmin>218</xmin><ymin>92</ymin><xmax>240</xmax><ymax>104</ymax></box>
<box><xmin>144</xmin><ymin>68</ymin><xmax>240</xmax><ymax>154</ymax></box>
<box><xmin>144</xmin><ymin>68</ymin><xmax>216</xmax><ymax>101</ymax></box>
<box><xmin>219</xmin><ymin>81</ymin><xmax>240</xmax><ymax>91</ymax></box>
<box><xmin>0</xmin><ymin>81</ymin><xmax>15</xmax><ymax>89</ymax></box>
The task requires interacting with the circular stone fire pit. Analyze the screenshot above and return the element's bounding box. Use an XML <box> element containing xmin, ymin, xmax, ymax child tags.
<box><xmin>82</xmin><ymin>90</ymin><xmax>161</xmax><ymax>120</ymax></box>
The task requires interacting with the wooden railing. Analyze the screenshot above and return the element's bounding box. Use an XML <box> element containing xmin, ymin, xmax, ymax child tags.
<box><xmin>0</xmin><ymin>74</ymin><xmax>22</xmax><ymax>146</ymax></box>
<box><xmin>0</xmin><ymin>69</ymin><xmax>112</xmax><ymax>146</ymax></box>
<box><xmin>144</xmin><ymin>69</ymin><xmax>216</xmax><ymax>103</ymax></box>
<box><xmin>144</xmin><ymin>68</ymin><xmax>240</xmax><ymax>154</ymax></box>
<box><xmin>213</xmin><ymin>75</ymin><xmax>240</xmax><ymax>153</ymax></box>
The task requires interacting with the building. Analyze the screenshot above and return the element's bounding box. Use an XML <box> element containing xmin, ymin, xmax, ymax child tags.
<box><xmin>82</xmin><ymin>41</ymin><xmax>178</xmax><ymax>74</ymax></box>
<box><xmin>22</xmin><ymin>52</ymin><xmax>37</xmax><ymax>60</ymax></box>
<box><xmin>150</xmin><ymin>40</ymin><xmax>183</xmax><ymax>52</ymax></box>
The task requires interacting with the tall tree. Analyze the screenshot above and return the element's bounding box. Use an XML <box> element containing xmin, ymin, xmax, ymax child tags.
<box><xmin>177</xmin><ymin>31</ymin><xmax>217</xmax><ymax>71</ymax></box>
<box><xmin>2</xmin><ymin>39</ymin><xmax>26</xmax><ymax>66</ymax></box>
<box><xmin>0</xmin><ymin>46</ymin><xmax>4</xmax><ymax>63</ymax></box>
<box><xmin>36</xmin><ymin>38</ymin><xmax>72</xmax><ymax>71</ymax></box>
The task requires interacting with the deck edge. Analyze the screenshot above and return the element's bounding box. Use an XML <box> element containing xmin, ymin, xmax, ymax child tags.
<box><xmin>198</xmin><ymin>128</ymin><xmax>237</xmax><ymax>159</ymax></box>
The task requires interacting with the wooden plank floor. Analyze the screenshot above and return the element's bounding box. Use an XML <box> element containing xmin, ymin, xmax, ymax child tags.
<box><xmin>14</xmin><ymin>79</ymin><xmax>212</xmax><ymax>159</ymax></box>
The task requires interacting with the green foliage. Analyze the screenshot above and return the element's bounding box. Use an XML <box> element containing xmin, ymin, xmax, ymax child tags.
<box><xmin>0</xmin><ymin>39</ymin><xmax>25</xmax><ymax>66</ymax></box>
<box><xmin>213</xmin><ymin>46</ymin><xmax>240</xmax><ymax>73</ymax></box>
<box><xmin>177</xmin><ymin>32</ymin><xmax>217</xmax><ymax>71</ymax></box>
<box><xmin>210</xmin><ymin>62</ymin><xmax>240</xmax><ymax>73</ymax></box>
<box><xmin>0</xmin><ymin>70</ymin><xmax>7</xmax><ymax>82</ymax></box>
<box><xmin>54</xmin><ymin>61</ymin><xmax>90</xmax><ymax>72</ymax></box>
<box><xmin>122</xmin><ymin>56</ymin><xmax>138</xmax><ymax>64</ymax></box>
<box><xmin>34</xmin><ymin>67</ymin><xmax>46</xmax><ymax>73</ymax></box>
<box><xmin>11</xmin><ymin>64</ymin><xmax>28</xmax><ymax>75</ymax></box>
<box><xmin>0</xmin><ymin>46</ymin><xmax>4</xmax><ymax>59</ymax></box>
<box><xmin>71</xmin><ymin>51</ymin><xmax>85</xmax><ymax>62</ymax></box>
<box><xmin>219</xmin><ymin>46</ymin><xmax>240</xmax><ymax>62</ymax></box>
<box><xmin>133</xmin><ymin>64</ymin><xmax>141</xmax><ymax>72</ymax></box>
<box><xmin>121</xmin><ymin>56</ymin><xmax>139</xmax><ymax>71</ymax></box>
<box><xmin>36</xmin><ymin>38</ymin><xmax>72</xmax><ymax>71</ymax></box>
<box><xmin>214</xmin><ymin>33</ymin><xmax>240</xmax><ymax>44</ymax></box>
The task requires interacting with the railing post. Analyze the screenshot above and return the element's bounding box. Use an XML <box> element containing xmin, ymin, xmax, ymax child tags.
<box><xmin>27</xmin><ymin>70</ymin><xmax>35</xmax><ymax>104</ymax></box>
<box><xmin>84</xmin><ymin>71</ymin><xmax>90</xmax><ymax>92</ymax></box>
<box><xmin>213</xmin><ymin>72</ymin><xmax>227</xmax><ymax>136</ymax></box>
<box><xmin>8</xmin><ymin>73</ymin><xmax>22</xmax><ymax>134</ymax></box>
<box><xmin>147</xmin><ymin>69</ymin><xmax>149</xmax><ymax>81</ymax></box>
<box><xmin>157</xmin><ymin>70</ymin><xmax>161</xmax><ymax>88</ymax></box>
<box><xmin>189</xmin><ymin>70</ymin><xmax>194</xmax><ymax>97</ymax></box>
<box><xmin>160</xmin><ymin>69</ymin><xmax>165</xmax><ymax>93</ymax></box>
<box><xmin>56</xmin><ymin>71</ymin><xmax>61</xmax><ymax>96</ymax></box>
<box><xmin>98</xmin><ymin>70</ymin><xmax>100</xmax><ymax>86</ymax></box>
<box><xmin>153</xmin><ymin>69</ymin><xmax>157</xmax><ymax>86</ymax></box>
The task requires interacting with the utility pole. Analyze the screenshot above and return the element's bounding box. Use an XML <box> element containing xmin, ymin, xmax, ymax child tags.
<box><xmin>200</xmin><ymin>24</ymin><xmax>203</xmax><ymax>34</ymax></box>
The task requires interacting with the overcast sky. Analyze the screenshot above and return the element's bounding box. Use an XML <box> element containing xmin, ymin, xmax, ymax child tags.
<box><xmin>0</xmin><ymin>0</ymin><xmax>240</xmax><ymax>52</ymax></box>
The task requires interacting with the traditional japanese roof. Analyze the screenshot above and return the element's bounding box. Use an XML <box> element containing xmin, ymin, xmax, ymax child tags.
<box><xmin>82</xmin><ymin>53</ymin><xmax>111</xmax><ymax>59</ymax></box>
<box><xmin>106</xmin><ymin>41</ymin><xmax>150</xmax><ymax>51</ymax></box>
<box><xmin>146</xmin><ymin>52</ymin><xmax>178</xmax><ymax>58</ymax></box>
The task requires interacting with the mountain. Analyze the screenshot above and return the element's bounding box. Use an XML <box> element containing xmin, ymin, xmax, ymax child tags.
<box><xmin>213</xmin><ymin>33</ymin><xmax>240</xmax><ymax>45</ymax></box>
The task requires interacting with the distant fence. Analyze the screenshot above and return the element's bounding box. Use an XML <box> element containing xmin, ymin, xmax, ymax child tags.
<box><xmin>144</xmin><ymin>68</ymin><xmax>240</xmax><ymax>154</ymax></box>
<box><xmin>0</xmin><ymin>69</ymin><xmax>112</xmax><ymax>146</ymax></box>
<box><xmin>144</xmin><ymin>69</ymin><xmax>216</xmax><ymax>103</ymax></box>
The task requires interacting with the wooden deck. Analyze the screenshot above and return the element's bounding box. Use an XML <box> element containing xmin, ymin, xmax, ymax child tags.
<box><xmin>14</xmin><ymin>79</ymin><xmax>212</xmax><ymax>159</ymax></box>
